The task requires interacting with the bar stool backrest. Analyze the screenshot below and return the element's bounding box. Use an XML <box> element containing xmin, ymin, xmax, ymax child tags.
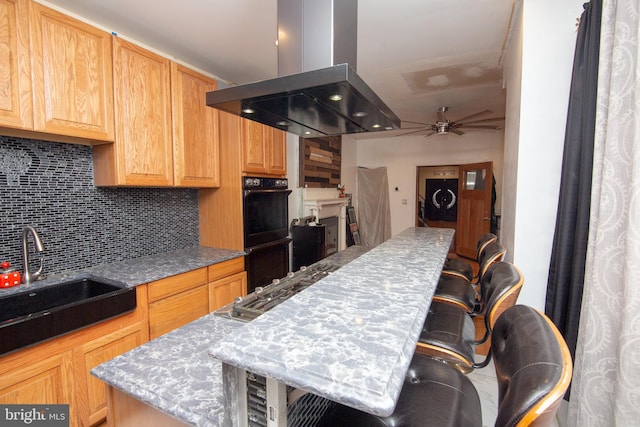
<box><xmin>491</xmin><ymin>305</ymin><xmax>573</xmax><ymax>427</ymax></box>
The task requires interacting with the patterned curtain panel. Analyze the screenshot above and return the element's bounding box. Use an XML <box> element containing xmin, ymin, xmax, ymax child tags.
<box><xmin>569</xmin><ymin>0</ymin><xmax>640</xmax><ymax>425</ymax></box>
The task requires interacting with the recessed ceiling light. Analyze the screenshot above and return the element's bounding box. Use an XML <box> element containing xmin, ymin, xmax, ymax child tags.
<box><xmin>242</xmin><ymin>108</ymin><xmax>255</xmax><ymax>114</ymax></box>
<box><xmin>372</xmin><ymin>124</ymin><xmax>381</xmax><ymax>129</ymax></box>
<box><xmin>276</xmin><ymin>121</ymin><xmax>289</xmax><ymax>126</ymax></box>
<box><xmin>329</xmin><ymin>94</ymin><xmax>343</xmax><ymax>101</ymax></box>
<box><xmin>304</xmin><ymin>131</ymin><xmax>312</xmax><ymax>135</ymax></box>
<box><xmin>352</xmin><ymin>111</ymin><xmax>367</xmax><ymax>118</ymax></box>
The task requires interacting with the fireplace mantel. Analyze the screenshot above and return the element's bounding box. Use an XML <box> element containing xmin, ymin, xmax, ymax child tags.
<box><xmin>302</xmin><ymin>188</ymin><xmax>350</xmax><ymax>251</ymax></box>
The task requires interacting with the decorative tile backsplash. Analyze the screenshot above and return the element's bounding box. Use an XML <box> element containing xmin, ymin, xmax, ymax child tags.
<box><xmin>0</xmin><ymin>136</ymin><xmax>199</xmax><ymax>277</ymax></box>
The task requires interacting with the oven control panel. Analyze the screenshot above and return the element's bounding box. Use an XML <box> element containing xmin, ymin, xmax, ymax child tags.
<box><xmin>243</xmin><ymin>176</ymin><xmax>288</xmax><ymax>189</ymax></box>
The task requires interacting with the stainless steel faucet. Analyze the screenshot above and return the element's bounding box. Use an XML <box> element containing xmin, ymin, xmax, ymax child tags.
<box><xmin>22</xmin><ymin>225</ymin><xmax>45</xmax><ymax>285</ymax></box>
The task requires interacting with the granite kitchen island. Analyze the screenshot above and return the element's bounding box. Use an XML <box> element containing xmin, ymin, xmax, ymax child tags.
<box><xmin>92</xmin><ymin>227</ymin><xmax>453</xmax><ymax>426</ymax></box>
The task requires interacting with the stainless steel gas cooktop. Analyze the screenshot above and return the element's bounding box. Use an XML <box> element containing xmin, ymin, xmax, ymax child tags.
<box><xmin>215</xmin><ymin>263</ymin><xmax>340</xmax><ymax>323</ymax></box>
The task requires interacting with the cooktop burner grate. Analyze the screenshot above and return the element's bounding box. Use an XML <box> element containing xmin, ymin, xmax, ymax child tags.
<box><xmin>225</xmin><ymin>263</ymin><xmax>340</xmax><ymax>322</ymax></box>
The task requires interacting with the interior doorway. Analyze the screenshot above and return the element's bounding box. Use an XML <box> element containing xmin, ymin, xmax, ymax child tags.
<box><xmin>416</xmin><ymin>162</ymin><xmax>496</xmax><ymax>258</ymax></box>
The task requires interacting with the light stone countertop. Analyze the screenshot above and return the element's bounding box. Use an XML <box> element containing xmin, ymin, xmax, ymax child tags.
<box><xmin>90</xmin><ymin>244</ymin><xmax>372</xmax><ymax>426</ymax></box>
<box><xmin>0</xmin><ymin>246</ymin><xmax>246</xmax><ymax>296</ymax></box>
<box><xmin>210</xmin><ymin>227</ymin><xmax>453</xmax><ymax>417</ymax></box>
<box><xmin>92</xmin><ymin>313</ymin><xmax>243</xmax><ymax>426</ymax></box>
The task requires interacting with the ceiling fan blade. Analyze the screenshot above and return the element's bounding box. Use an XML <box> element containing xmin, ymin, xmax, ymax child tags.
<box><xmin>451</xmin><ymin>129</ymin><xmax>465</xmax><ymax>135</ymax></box>
<box><xmin>458</xmin><ymin>124</ymin><xmax>503</xmax><ymax>130</ymax></box>
<box><xmin>396</xmin><ymin>127</ymin><xmax>435</xmax><ymax>137</ymax></box>
<box><xmin>459</xmin><ymin>116</ymin><xmax>505</xmax><ymax>125</ymax></box>
<box><xmin>401</xmin><ymin>120</ymin><xmax>431</xmax><ymax>126</ymax></box>
<box><xmin>451</xmin><ymin>109</ymin><xmax>493</xmax><ymax>124</ymax></box>
<box><xmin>424</xmin><ymin>131</ymin><xmax>437</xmax><ymax>137</ymax></box>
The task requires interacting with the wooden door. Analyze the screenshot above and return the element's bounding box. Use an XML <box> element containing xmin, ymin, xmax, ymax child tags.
<box><xmin>30</xmin><ymin>1</ymin><xmax>114</xmax><ymax>141</ymax></box>
<box><xmin>456</xmin><ymin>161</ymin><xmax>493</xmax><ymax>259</ymax></box>
<box><xmin>171</xmin><ymin>63</ymin><xmax>220</xmax><ymax>187</ymax></box>
<box><xmin>111</xmin><ymin>37</ymin><xmax>173</xmax><ymax>186</ymax></box>
<box><xmin>0</xmin><ymin>0</ymin><xmax>32</xmax><ymax>130</ymax></box>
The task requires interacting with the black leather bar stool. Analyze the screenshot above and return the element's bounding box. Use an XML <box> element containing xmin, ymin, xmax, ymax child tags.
<box><xmin>316</xmin><ymin>354</ymin><xmax>482</xmax><ymax>427</ymax></box>
<box><xmin>491</xmin><ymin>305</ymin><xmax>573</xmax><ymax>426</ymax></box>
<box><xmin>317</xmin><ymin>304</ymin><xmax>572</xmax><ymax>427</ymax></box>
<box><xmin>433</xmin><ymin>240</ymin><xmax>507</xmax><ymax>313</ymax></box>
<box><xmin>416</xmin><ymin>261</ymin><xmax>523</xmax><ymax>373</ymax></box>
<box><xmin>441</xmin><ymin>232</ymin><xmax>497</xmax><ymax>282</ymax></box>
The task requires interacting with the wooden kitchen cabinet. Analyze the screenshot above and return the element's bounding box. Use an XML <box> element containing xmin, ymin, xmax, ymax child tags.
<box><xmin>0</xmin><ymin>0</ymin><xmax>32</xmax><ymax>131</ymax></box>
<box><xmin>74</xmin><ymin>323</ymin><xmax>147</xmax><ymax>425</ymax></box>
<box><xmin>93</xmin><ymin>37</ymin><xmax>173</xmax><ymax>186</ymax></box>
<box><xmin>147</xmin><ymin>259</ymin><xmax>246</xmax><ymax>338</ymax></box>
<box><xmin>172</xmin><ymin>63</ymin><xmax>220</xmax><ymax>187</ymax></box>
<box><xmin>147</xmin><ymin>267</ymin><xmax>209</xmax><ymax>339</ymax></box>
<box><xmin>209</xmin><ymin>271</ymin><xmax>246</xmax><ymax>310</ymax></box>
<box><xmin>208</xmin><ymin>257</ymin><xmax>246</xmax><ymax>310</ymax></box>
<box><xmin>30</xmin><ymin>1</ymin><xmax>114</xmax><ymax>142</ymax></box>
<box><xmin>0</xmin><ymin>285</ymin><xmax>148</xmax><ymax>427</ymax></box>
<box><xmin>0</xmin><ymin>351</ymin><xmax>75</xmax><ymax>411</ymax></box>
<box><xmin>241</xmin><ymin>119</ymin><xmax>287</xmax><ymax>176</ymax></box>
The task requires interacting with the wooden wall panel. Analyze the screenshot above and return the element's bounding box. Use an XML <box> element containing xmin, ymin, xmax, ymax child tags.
<box><xmin>299</xmin><ymin>136</ymin><xmax>342</xmax><ymax>188</ymax></box>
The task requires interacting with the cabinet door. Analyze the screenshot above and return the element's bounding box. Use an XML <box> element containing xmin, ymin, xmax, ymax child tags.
<box><xmin>172</xmin><ymin>63</ymin><xmax>220</xmax><ymax>187</ymax></box>
<box><xmin>0</xmin><ymin>0</ymin><xmax>32</xmax><ymax>130</ymax></box>
<box><xmin>148</xmin><ymin>285</ymin><xmax>209</xmax><ymax>339</ymax></box>
<box><xmin>241</xmin><ymin>119</ymin><xmax>268</xmax><ymax>174</ymax></box>
<box><xmin>109</xmin><ymin>37</ymin><xmax>173</xmax><ymax>186</ymax></box>
<box><xmin>0</xmin><ymin>351</ymin><xmax>75</xmax><ymax>412</ymax></box>
<box><xmin>75</xmin><ymin>324</ymin><xmax>146</xmax><ymax>426</ymax></box>
<box><xmin>209</xmin><ymin>271</ymin><xmax>247</xmax><ymax>311</ymax></box>
<box><xmin>30</xmin><ymin>1</ymin><xmax>114</xmax><ymax>141</ymax></box>
<box><xmin>269</xmin><ymin>128</ymin><xmax>287</xmax><ymax>175</ymax></box>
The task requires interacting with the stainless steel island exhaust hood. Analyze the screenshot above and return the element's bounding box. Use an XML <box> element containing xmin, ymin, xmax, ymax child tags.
<box><xmin>206</xmin><ymin>0</ymin><xmax>400</xmax><ymax>138</ymax></box>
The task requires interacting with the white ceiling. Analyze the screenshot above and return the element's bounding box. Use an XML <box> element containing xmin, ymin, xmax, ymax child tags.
<box><xmin>40</xmin><ymin>0</ymin><xmax>515</xmax><ymax>137</ymax></box>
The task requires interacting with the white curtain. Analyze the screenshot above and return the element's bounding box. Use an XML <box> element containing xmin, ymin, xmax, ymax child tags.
<box><xmin>357</xmin><ymin>167</ymin><xmax>392</xmax><ymax>247</ymax></box>
<box><xmin>568</xmin><ymin>0</ymin><xmax>640</xmax><ymax>425</ymax></box>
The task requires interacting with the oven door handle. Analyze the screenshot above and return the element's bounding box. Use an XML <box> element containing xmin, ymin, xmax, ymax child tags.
<box><xmin>245</xmin><ymin>237</ymin><xmax>293</xmax><ymax>254</ymax></box>
<box><xmin>243</xmin><ymin>189</ymin><xmax>292</xmax><ymax>197</ymax></box>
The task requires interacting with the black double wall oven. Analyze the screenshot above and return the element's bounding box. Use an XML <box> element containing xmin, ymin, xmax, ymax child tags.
<box><xmin>243</xmin><ymin>176</ymin><xmax>292</xmax><ymax>294</ymax></box>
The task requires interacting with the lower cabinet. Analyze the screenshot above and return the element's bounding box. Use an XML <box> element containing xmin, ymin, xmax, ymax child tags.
<box><xmin>0</xmin><ymin>285</ymin><xmax>148</xmax><ymax>427</ymax></box>
<box><xmin>209</xmin><ymin>271</ymin><xmax>247</xmax><ymax>310</ymax></box>
<box><xmin>75</xmin><ymin>323</ymin><xmax>147</xmax><ymax>425</ymax></box>
<box><xmin>147</xmin><ymin>267</ymin><xmax>209</xmax><ymax>340</ymax></box>
<box><xmin>0</xmin><ymin>256</ymin><xmax>245</xmax><ymax>426</ymax></box>
<box><xmin>149</xmin><ymin>284</ymin><xmax>210</xmax><ymax>339</ymax></box>
<box><xmin>0</xmin><ymin>351</ymin><xmax>76</xmax><ymax>410</ymax></box>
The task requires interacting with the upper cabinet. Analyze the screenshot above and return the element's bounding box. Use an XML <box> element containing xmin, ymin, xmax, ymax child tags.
<box><xmin>171</xmin><ymin>63</ymin><xmax>220</xmax><ymax>187</ymax></box>
<box><xmin>93</xmin><ymin>39</ymin><xmax>220</xmax><ymax>187</ymax></box>
<box><xmin>30</xmin><ymin>1</ymin><xmax>114</xmax><ymax>142</ymax></box>
<box><xmin>1</xmin><ymin>1</ymin><xmax>220</xmax><ymax>186</ymax></box>
<box><xmin>0</xmin><ymin>0</ymin><xmax>32</xmax><ymax>130</ymax></box>
<box><xmin>94</xmin><ymin>38</ymin><xmax>173</xmax><ymax>186</ymax></box>
<box><xmin>1</xmin><ymin>0</ymin><xmax>114</xmax><ymax>142</ymax></box>
<box><xmin>241</xmin><ymin>119</ymin><xmax>287</xmax><ymax>176</ymax></box>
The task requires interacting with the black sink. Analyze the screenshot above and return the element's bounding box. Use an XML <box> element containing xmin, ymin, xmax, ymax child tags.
<box><xmin>0</xmin><ymin>279</ymin><xmax>136</xmax><ymax>355</ymax></box>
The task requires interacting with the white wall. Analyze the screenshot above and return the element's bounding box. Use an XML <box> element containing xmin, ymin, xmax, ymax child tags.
<box><xmin>501</xmin><ymin>0</ymin><xmax>584</xmax><ymax>310</ymax></box>
<box><xmin>345</xmin><ymin>132</ymin><xmax>504</xmax><ymax>237</ymax></box>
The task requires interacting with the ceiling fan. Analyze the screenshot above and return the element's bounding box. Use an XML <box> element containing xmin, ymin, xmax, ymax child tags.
<box><xmin>399</xmin><ymin>107</ymin><xmax>504</xmax><ymax>137</ymax></box>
